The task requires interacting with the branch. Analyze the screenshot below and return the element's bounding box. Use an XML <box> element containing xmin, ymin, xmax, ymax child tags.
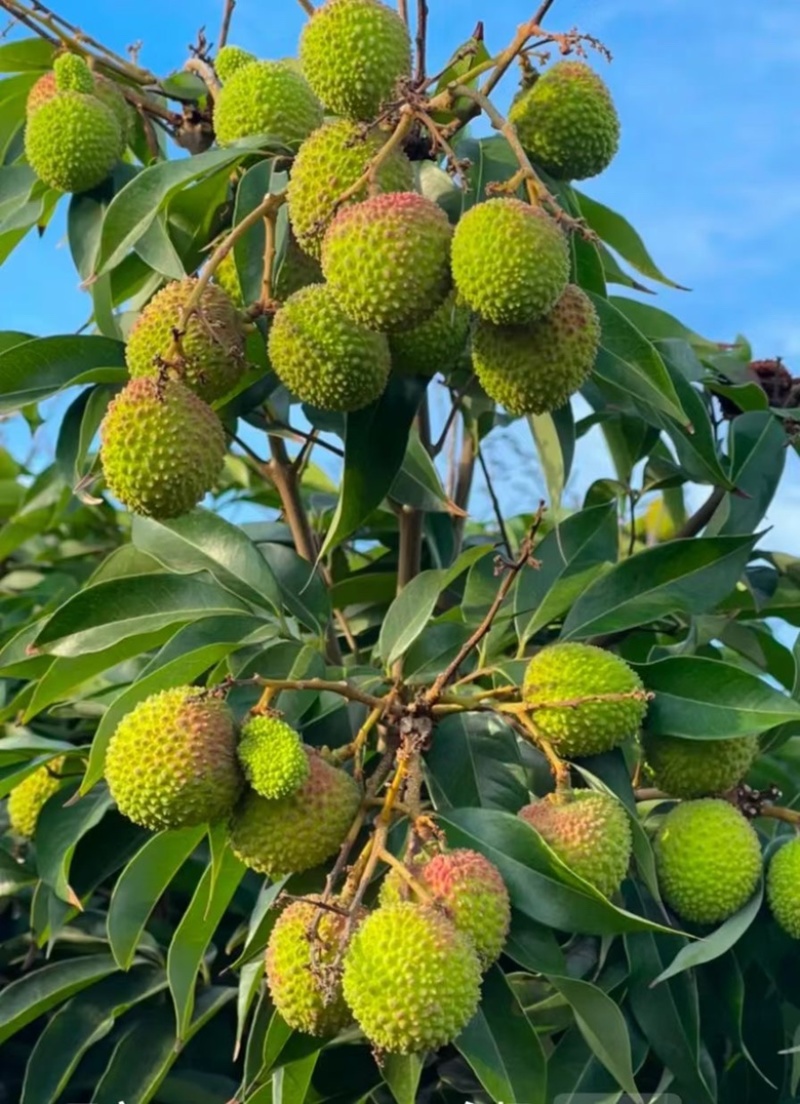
<box><xmin>396</xmin><ymin>507</ymin><xmax>423</xmax><ymax>593</ymax></box>
<box><xmin>330</xmin><ymin>108</ymin><xmax>415</xmax><ymax>211</ymax></box>
<box><xmin>477</xmin><ymin>445</ymin><xmax>511</xmax><ymax>557</ymax></box>
<box><xmin>398</xmin><ymin>0</ymin><xmax>408</xmax><ymax>24</ymax></box>
<box><xmin>674</xmin><ymin>486</ymin><xmax>725</xmax><ymax>539</ymax></box>
<box><xmin>251</xmin><ymin>677</ymin><xmax>386</xmax><ymax>709</ymax></box>
<box><xmin>414</xmin><ymin>0</ymin><xmax>428</xmax><ymax>82</ymax></box>
<box><xmin>452</xmin><ymin>420</ymin><xmax>476</xmax><ymax>552</ymax></box>
<box><xmin>218</xmin><ymin>0</ymin><xmax>236</xmax><ymax>49</ymax></box>
<box><xmin>296</xmin><ymin>0</ymin><xmax>315</xmax><ymax>14</ymax></box>
<box><xmin>758</xmin><ymin>806</ymin><xmax>800</xmax><ymax>828</ymax></box>
<box><xmin>430</xmin><ymin>378</ymin><xmax>473</xmax><ymax>457</ymax></box>
<box><xmin>259</xmin><ymin>207</ymin><xmax>277</xmax><ymax>311</ymax></box>
<box><xmin>184</xmin><ymin>56</ymin><xmax>220</xmax><ymax>97</ymax></box>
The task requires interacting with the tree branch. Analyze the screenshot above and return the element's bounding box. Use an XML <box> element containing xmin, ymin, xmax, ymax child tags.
<box><xmin>218</xmin><ymin>0</ymin><xmax>236</xmax><ymax>49</ymax></box>
<box><xmin>674</xmin><ymin>486</ymin><xmax>725</xmax><ymax>539</ymax></box>
<box><xmin>452</xmin><ymin>421</ymin><xmax>476</xmax><ymax>553</ymax></box>
<box><xmin>414</xmin><ymin>0</ymin><xmax>428</xmax><ymax>82</ymax></box>
<box><xmin>477</xmin><ymin>445</ymin><xmax>511</xmax><ymax>556</ymax></box>
<box><xmin>396</xmin><ymin>506</ymin><xmax>423</xmax><ymax>593</ymax></box>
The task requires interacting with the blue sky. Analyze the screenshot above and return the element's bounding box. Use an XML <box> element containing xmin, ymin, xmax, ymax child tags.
<box><xmin>3</xmin><ymin>0</ymin><xmax>800</xmax><ymax>544</ymax></box>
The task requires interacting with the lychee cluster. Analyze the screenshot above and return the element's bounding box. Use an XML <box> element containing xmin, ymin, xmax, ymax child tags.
<box><xmin>7</xmin><ymin>756</ymin><xmax>67</xmax><ymax>839</ymax></box>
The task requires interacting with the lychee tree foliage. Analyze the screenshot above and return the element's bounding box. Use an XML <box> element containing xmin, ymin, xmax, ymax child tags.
<box><xmin>3</xmin><ymin>2</ymin><xmax>800</xmax><ymax>1104</ymax></box>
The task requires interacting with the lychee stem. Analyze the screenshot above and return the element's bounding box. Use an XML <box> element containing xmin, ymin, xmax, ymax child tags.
<box><xmin>378</xmin><ymin>847</ymin><xmax>433</xmax><ymax>903</ymax></box>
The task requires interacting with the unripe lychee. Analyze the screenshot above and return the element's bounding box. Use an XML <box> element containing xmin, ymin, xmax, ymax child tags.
<box><xmin>519</xmin><ymin>790</ymin><xmax>632</xmax><ymax>898</ymax></box>
<box><xmin>215</xmin><ymin>45</ymin><xmax>257</xmax><ymax>82</ymax></box>
<box><xmin>267</xmin><ymin>283</ymin><xmax>390</xmax><ymax>412</ymax></box>
<box><xmin>767</xmin><ymin>837</ymin><xmax>800</xmax><ymax>939</ymax></box>
<box><xmin>28</xmin><ymin>69</ymin><xmax>130</xmax><ymax>147</ymax></box>
<box><xmin>213</xmin><ymin>60</ymin><xmax>322</xmax><ymax>149</ymax></box>
<box><xmin>342</xmin><ymin>902</ymin><xmax>482</xmax><ymax>1053</ymax></box>
<box><xmin>509</xmin><ymin>61</ymin><xmax>620</xmax><ymax>181</ymax></box>
<box><xmin>471</xmin><ymin>283</ymin><xmax>600</xmax><ymax>414</ymax></box>
<box><xmin>300</xmin><ymin>0</ymin><xmax>411</xmax><ymax>120</ymax></box>
<box><xmin>451</xmin><ymin>198</ymin><xmax>569</xmax><ymax>325</ymax></box>
<box><xmin>105</xmin><ymin>687</ymin><xmax>243</xmax><ymax>831</ymax></box>
<box><xmin>213</xmin><ymin>234</ymin><xmax>322</xmax><ymax>307</ymax></box>
<box><xmin>265</xmin><ymin>895</ymin><xmax>365</xmax><ymax>1036</ymax></box>
<box><xmin>389</xmin><ymin>292</ymin><xmax>471</xmax><ymax>378</ymax></box>
<box><xmin>643</xmin><ymin>733</ymin><xmax>760</xmax><ymax>799</ymax></box>
<box><xmin>53</xmin><ymin>53</ymin><xmax>94</xmax><ymax>94</ymax></box>
<box><xmin>322</xmin><ymin>192</ymin><xmax>452</xmax><ymax>331</ymax></box>
<box><xmin>522</xmin><ymin>642</ymin><xmax>648</xmax><ymax>758</ymax></box>
<box><xmin>228</xmin><ymin>749</ymin><xmax>360</xmax><ymax>876</ymax></box>
<box><xmin>287</xmin><ymin>119</ymin><xmax>413</xmax><ymax>259</ymax></box>
<box><xmin>126</xmin><ymin>278</ymin><xmax>246</xmax><ymax>404</ymax></box>
<box><xmin>654</xmin><ymin>799</ymin><xmax>762</xmax><ymax>925</ymax></box>
<box><xmin>25</xmin><ymin>90</ymin><xmax>121</xmax><ymax>193</ymax></box>
<box><xmin>237</xmin><ymin>714</ymin><xmax>310</xmax><ymax>799</ymax></box>
<box><xmin>7</xmin><ymin>757</ymin><xmax>66</xmax><ymax>839</ymax></box>
<box><xmin>100</xmin><ymin>378</ymin><xmax>226</xmax><ymax>519</ymax></box>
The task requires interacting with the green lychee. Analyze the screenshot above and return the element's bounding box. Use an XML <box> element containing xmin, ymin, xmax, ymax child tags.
<box><xmin>53</xmin><ymin>53</ymin><xmax>94</xmax><ymax>94</ymax></box>
<box><xmin>654</xmin><ymin>799</ymin><xmax>762</xmax><ymax>925</ymax></box>
<box><xmin>522</xmin><ymin>642</ymin><xmax>648</xmax><ymax>758</ymax></box>
<box><xmin>28</xmin><ymin>69</ymin><xmax>131</xmax><ymax>146</ymax></box>
<box><xmin>767</xmin><ymin>837</ymin><xmax>800</xmax><ymax>939</ymax></box>
<box><xmin>471</xmin><ymin>283</ymin><xmax>600</xmax><ymax>414</ymax></box>
<box><xmin>104</xmin><ymin>687</ymin><xmax>243</xmax><ymax>831</ymax></box>
<box><xmin>99</xmin><ymin>377</ymin><xmax>226</xmax><ymax>519</ymax></box>
<box><xmin>451</xmin><ymin>197</ymin><xmax>569</xmax><ymax>325</ymax></box>
<box><xmin>215</xmin><ymin>45</ymin><xmax>257</xmax><ymax>82</ymax></box>
<box><xmin>644</xmin><ymin>733</ymin><xmax>760</xmax><ymax>799</ymax></box>
<box><xmin>509</xmin><ymin>61</ymin><xmax>620</xmax><ymax>181</ymax></box>
<box><xmin>299</xmin><ymin>0</ymin><xmax>411</xmax><ymax>121</ymax></box>
<box><xmin>7</xmin><ymin>757</ymin><xmax>66</xmax><ymax>839</ymax></box>
<box><xmin>287</xmin><ymin>118</ymin><xmax>413</xmax><ymax>259</ymax></box>
<box><xmin>228</xmin><ymin>749</ymin><xmax>360</xmax><ymax>876</ymax></box>
<box><xmin>267</xmin><ymin>283</ymin><xmax>390</xmax><ymax>411</ymax></box>
<box><xmin>342</xmin><ymin>902</ymin><xmax>482</xmax><ymax>1054</ymax></box>
<box><xmin>213</xmin><ymin>60</ymin><xmax>322</xmax><ymax>149</ymax></box>
<box><xmin>213</xmin><ymin>233</ymin><xmax>322</xmax><ymax>307</ymax></box>
<box><xmin>265</xmin><ymin>895</ymin><xmax>365</xmax><ymax>1036</ymax></box>
<box><xmin>125</xmin><ymin>278</ymin><xmax>246</xmax><ymax>404</ymax></box>
<box><xmin>389</xmin><ymin>291</ymin><xmax>472</xmax><ymax>378</ymax></box>
<box><xmin>519</xmin><ymin>790</ymin><xmax>632</xmax><ymax>898</ymax></box>
<box><xmin>322</xmin><ymin>192</ymin><xmax>452</xmax><ymax>331</ymax></box>
<box><xmin>237</xmin><ymin>713</ymin><xmax>310</xmax><ymax>799</ymax></box>
<box><xmin>25</xmin><ymin>90</ymin><xmax>121</xmax><ymax>193</ymax></box>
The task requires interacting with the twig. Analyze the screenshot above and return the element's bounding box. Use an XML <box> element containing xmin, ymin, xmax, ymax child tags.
<box><xmin>627</xmin><ymin>490</ymin><xmax>637</xmax><ymax>557</ymax></box>
<box><xmin>378</xmin><ymin>847</ymin><xmax>433</xmax><ymax>901</ymax></box>
<box><xmin>499</xmin><ymin>688</ymin><xmax>653</xmax><ymax>712</ymax></box>
<box><xmin>431</xmin><ymin>378</ymin><xmax>473</xmax><ymax>457</ymax></box>
<box><xmin>218</xmin><ymin>0</ymin><xmax>236</xmax><ymax>49</ymax></box>
<box><xmin>259</xmin><ymin>209</ymin><xmax>277</xmax><ymax>310</ymax></box>
<box><xmin>414</xmin><ymin>0</ymin><xmax>428</xmax><ymax>83</ymax></box>
<box><xmin>296</xmin><ymin>0</ymin><xmax>315</xmax><ymax>13</ymax></box>
<box><xmin>477</xmin><ymin>446</ymin><xmax>511</xmax><ymax>557</ymax></box>
<box><xmin>268</xmin><ymin>420</ymin><xmax>344</xmax><ymax>458</ymax></box>
<box><xmin>330</xmin><ymin>108</ymin><xmax>415</xmax><ymax>211</ymax></box>
<box><xmin>452</xmin><ymin>421</ymin><xmax>476</xmax><ymax>553</ymax></box>
<box><xmin>425</xmin><ymin>503</ymin><xmax>546</xmax><ymax>703</ymax></box>
<box><xmin>251</xmin><ymin>677</ymin><xmax>386</xmax><ymax>709</ymax></box>
<box><xmin>674</xmin><ymin>486</ymin><xmax>725</xmax><ymax>539</ymax></box>
<box><xmin>184</xmin><ymin>55</ymin><xmax>220</xmax><ymax>96</ymax></box>
<box><xmin>398</xmin><ymin>0</ymin><xmax>408</xmax><ymax>24</ymax></box>
<box><xmin>332</xmin><ymin>705</ymin><xmax>383</xmax><ymax>777</ymax></box>
<box><xmin>515</xmin><ymin>711</ymin><xmax>570</xmax><ymax>788</ymax></box>
<box><xmin>634</xmin><ymin>788</ymin><xmax>669</xmax><ymax>801</ymax></box>
<box><xmin>758</xmin><ymin>806</ymin><xmax>800</xmax><ymax>828</ymax></box>
<box><xmin>396</xmin><ymin>506</ymin><xmax>423</xmax><ymax>593</ymax></box>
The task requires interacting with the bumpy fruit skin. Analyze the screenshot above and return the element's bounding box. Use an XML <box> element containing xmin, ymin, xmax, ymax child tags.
<box><xmin>343</xmin><ymin>902</ymin><xmax>481</xmax><ymax>1053</ymax></box>
<box><xmin>213</xmin><ymin>60</ymin><xmax>322</xmax><ymax>149</ymax></box>
<box><xmin>214</xmin><ymin>235</ymin><xmax>322</xmax><ymax>307</ymax></box>
<box><xmin>126</xmin><ymin>278</ymin><xmax>245</xmax><ymax>403</ymax></box>
<box><xmin>767</xmin><ymin>838</ymin><xmax>800</xmax><ymax>939</ymax></box>
<box><xmin>105</xmin><ymin>688</ymin><xmax>243</xmax><ymax>831</ymax></box>
<box><xmin>389</xmin><ymin>292</ymin><xmax>471</xmax><ymax>378</ymax></box>
<box><xmin>28</xmin><ymin>71</ymin><xmax>130</xmax><ymax>146</ymax></box>
<box><xmin>523</xmin><ymin>642</ymin><xmax>647</xmax><ymax>757</ymax></box>
<box><xmin>53</xmin><ymin>53</ymin><xmax>94</xmax><ymax>94</ymax></box>
<box><xmin>655</xmin><ymin>799</ymin><xmax>762</xmax><ymax>925</ymax></box>
<box><xmin>237</xmin><ymin>714</ymin><xmax>310</xmax><ymax>799</ymax></box>
<box><xmin>215</xmin><ymin>45</ymin><xmax>257</xmax><ymax>82</ymax></box>
<box><xmin>644</xmin><ymin>733</ymin><xmax>760</xmax><ymax>799</ymax></box>
<box><xmin>25</xmin><ymin>91</ymin><xmax>121</xmax><ymax>193</ymax></box>
<box><xmin>268</xmin><ymin>284</ymin><xmax>390</xmax><ymax>412</ymax></box>
<box><xmin>451</xmin><ymin>198</ymin><xmax>569</xmax><ymax>325</ymax></box>
<box><xmin>509</xmin><ymin>61</ymin><xmax>620</xmax><ymax>181</ymax></box>
<box><xmin>472</xmin><ymin>284</ymin><xmax>599</xmax><ymax>415</ymax></box>
<box><xmin>287</xmin><ymin>119</ymin><xmax>413</xmax><ymax>259</ymax></box>
<box><xmin>520</xmin><ymin>790</ymin><xmax>632</xmax><ymax>898</ymax></box>
<box><xmin>228</xmin><ymin>750</ymin><xmax>360</xmax><ymax>876</ymax></box>
<box><xmin>7</xmin><ymin>757</ymin><xmax>66</xmax><ymax>839</ymax></box>
<box><xmin>322</xmin><ymin>192</ymin><xmax>452</xmax><ymax>331</ymax></box>
<box><xmin>100</xmin><ymin>378</ymin><xmax>226</xmax><ymax>519</ymax></box>
<box><xmin>300</xmin><ymin>0</ymin><xmax>411</xmax><ymax>120</ymax></box>
<box><xmin>266</xmin><ymin>896</ymin><xmax>364</xmax><ymax>1036</ymax></box>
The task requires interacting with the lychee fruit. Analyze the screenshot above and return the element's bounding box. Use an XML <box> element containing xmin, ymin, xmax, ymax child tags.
<box><xmin>7</xmin><ymin>756</ymin><xmax>67</xmax><ymax>839</ymax></box>
<box><xmin>28</xmin><ymin>66</ymin><xmax>131</xmax><ymax>147</ymax></box>
<box><xmin>213</xmin><ymin>233</ymin><xmax>322</xmax><ymax>307</ymax></box>
<box><xmin>237</xmin><ymin>713</ymin><xmax>310</xmax><ymax>799</ymax></box>
<box><xmin>643</xmin><ymin>733</ymin><xmax>760</xmax><ymax>799</ymax></box>
<box><xmin>654</xmin><ymin>798</ymin><xmax>762</xmax><ymax>925</ymax></box>
<box><xmin>322</xmin><ymin>192</ymin><xmax>452</xmax><ymax>331</ymax></box>
<box><xmin>522</xmin><ymin>642</ymin><xmax>648</xmax><ymax>758</ymax></box>
<box><xmin>389</xmin><ymin>291</ymin><xmax>472</xmax><ymax>378</ymax></box>
<box><xmin>767</xmin><ymin>837</ymin><xmax>800</xmax><ymax>939</ymax></box>
<box><xmin>215</xmin><ymin>45</ymin><xmax>257</xmax><ymax>82</ymax></box>
<box><xmin>213</xmin><ymin>60</ymin><xmax>322</xmax><ymax>150</ymax></box>
<box><xmin>25</xmin><ymin>87</ymin><xmax>121</xmax><ymax>193</ymax></box>
<box><xmin>104</xmin><ymin>687</ymin><xmax>243</xmax><ymax>831</ymax></box>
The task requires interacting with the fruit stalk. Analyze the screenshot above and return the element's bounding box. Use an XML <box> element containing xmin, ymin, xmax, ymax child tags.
<box><xmin>248</xmin><ymin>676</ymin><xmax>387</xmax><ymax>709</ymax></box>
<box><xmin>329</xmin><ymin>107</ymin><xmax>415</xmax><ymax>212</ymax></box>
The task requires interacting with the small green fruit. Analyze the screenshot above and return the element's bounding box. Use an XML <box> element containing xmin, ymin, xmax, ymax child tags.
<box><xmin>105</xmin><ymin>687</ymin><xmax>243</xmax><ymax>831</ymax></box>
<box><xmin>7</xmin><ymin>757</ymin><xmax>66</xmax><ymax>839</ymax></box>
<box><xmin>300</xmin><ymin>0</ymin><xmax>411</xmax><ymax>120</ymax></box>
<box><xmin>215</xmin><ymin>45</ymin><xmax>257</xmax><ymax>82</ymax></box>
<box><xmin>644</xmin><ymin>733</ymin><xmax>760</xmax><ymax>799</ymax></box>
<box><xmin>767</xmin><ymin>837</ymin><xmax>800</xmax><ymax>939</ymax></box>
<box><xmin>213</xmin><ymin>60</ymin><xmax>322</xmax><ymax>149</ymax></box>
<box><xmin>25</xmin><ymin>90</ymin><xmax>121</xmax><ymax>193</ymax></box>
<box><xmin>28</xmin><ymin>69</ymin><xmax>130</xmax><ymax>146</ymax></box>
<box><xmin>342</xmin><ymin>902</ymin><xmax>482</xmax><ymax>1053</ymax></box>
<box><xmin>519</xmin><ymin>790</ymin><xmax>632</xmax><ymax>898</ymax></box>
<box><xmin>53</xmin><ymin>53</ymin><xmax>94</xmax><ymax>94</ymax></box>
<box><xmin>522</xmin><ymin>642</ymin><xmax>648</xmax><ymax>757</ymax></box>
<box><xmin>237</xmin><ymin>714</ymin><xmax>310</xmax><ymax>799</ymax></box>
<box><xmin>389</xmin><ymin>292</ymin><xmax>471</xmax><ymax>378</ymax></box>
<box><xmin>99</xmin><ymin>377</ymin><xmax>226</xmax><ymax>519</ymax></box>
<box><xmin>451</xmin><ymin>197</ymin><xmax>569</xmax><ymax>325</ymax></box>
<box><xmin>654</xmin><ymin>799</ymin><xmax>762</xmax><ymax>925</ymax></box>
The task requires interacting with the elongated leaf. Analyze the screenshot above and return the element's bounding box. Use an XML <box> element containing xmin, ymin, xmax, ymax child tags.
<box><xmin>0</xmin><ymin>955</ymin><xmax>120</xmax><ymax>1044</ymax></box>
<box><xmin>0</xmin><ymin>334</ymin><xmax>126</xmax><ymax>412</ymax></box>
<box><xmin>456</xmin><ymin>965</ymin><xmax>546</xmax><ymax>1104</ymax></box>
<box><xmin>35</xmin><ymin>780</ymin><xmax>113</xmax><ymax>903</ymax></box>
<box><xmin>381</xmin><ymin>1054</ymin><xmax>423</xmax><ymax>1104</ymax></box>
<box><xmin>561</xmin><ymin>532</ymin><xmax>757</xmax><ymax>639</ymax></box>
<box><xmin>714</xmin><ymin>412</ymin><xmax>786</xmax><ymax>536</ymax></box>
<box><xmin>609</xmin><ymin>297</ymin><xmax>718</xmax><ymax>350</ymax></box>
<box><xmin>424</xmin><ymin>712</ymin><xmax>528</xmax><ymax>812</ymax></box>
<box><xmin>529</xmin><ymin>403</ymin><xmax>575</xmax><ymax>514</ymax></box>
<box><xmin>108</xmin><ymin>826</ymin><xmax>206</xmax><ymax>969</ymax></box>
<box><xmin>576</xmin><ymin>191</ymin><xmax>685</xmax><ymax>289</ymax></box>
<box><xmin>0</xmin><ymin>37</ymin><xmax>55</xmax><ymax>71</ymax></box>
<box><xmin>390</xmin><ymin>427</ymin><xmax>458</xmax><ymax>513</ymax></box>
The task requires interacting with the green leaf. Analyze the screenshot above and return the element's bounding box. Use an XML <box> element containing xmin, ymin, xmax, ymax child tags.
<box><xmin>35</xmin><ymin>780</ymin><xmax>113</xmax><ymax>903</ymax></box>
<box><xmin>529</xmin><ymin>403</ymin><xmax>575</xmax><ymax>514</ymax></box>
<box><xmin>55</xmin><ymin>384</ymin><xmax>117</xmax><ymax>486</ymax></box>
<box><xmin>167</xmin><ymin>847</ymin><xmax>245</xmax><ymax>1039</ymax></box>
<box><xmin>504</xmin><ymin>909</ymin><xmax>567</xmax><ymax>975</ymax></box>
<box><xmin>424</xmin><ymin>712</ymin><xmax>528</xmax><ymax>812</ymax></box>
<box><xmin>108</xmin><ymin>826</ymin><xmax>206</xmax><ymax>970</ymax></box>
<box><xmin>0</xmin><ymin>334</ymin><xmax>126</xmax><ymax>413</ymax></box>
<box><xmin>636</xmin><ymin>655</ymin><xmax>800</xmax><ymax>737</ymax></box>
<box><xmin>713</xmin><ymin>412</ymin><xmax>787</xmax><ymax>536</ymax></box>
<box><xmin>0</xmin><ymin>38</ymin><xmax>55</xmax><ymax>71</ymax></box>
<box><xmin>34</xmin><ymin>573</ymin><xmax>251</xmax><ymax>657</ymax></box>
<box><xmin>575</xmin><ymin>191</ymin><xmax>686</xmax><ymax>289</ymax></box>
<box><xmin>456</xmin><ymin>965</ymin><xmax>546</xmax><ymax>1104</ymax></box>
<box><xmin>260</xmin><ymin>542</ymin><xmax>331</xmax><ymax>635</ymax></box>
<box><xmin>0</xmin><ymin>955</ymin><xmax>120</xmax><ymax>1044</ymax></box>
<box><xmin>390</xmin><ymin>427</ymin><xmax>459</xmax><ymax>513</ymax></box>
<box><xmin>610</xmin><ymin>297</ymin><xmax>718</xmax><ymax>350</ymax></box>
<box><xmin>381</xmin><ymin>1053</ymin><xmax>423</xmax><ymax>1104</ymax></box>
<box><xmin>319</xmin><ymin>376</ymin><xmax>426</xmax><ymax>557</ymax></box>
<box><xmin>654</xmin><ymin>350</ymin><xmax>733</xmax><ymax>487</ymax></box>
<box><xmin>561</xmin><ymin>532</ymin><xmax>758</xmax><ymax>639</ymax></box>
<box><xmin>273</xmin><ymin>1053</ymin><xmax>320</xmax><ymax>1103</ymax></box>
